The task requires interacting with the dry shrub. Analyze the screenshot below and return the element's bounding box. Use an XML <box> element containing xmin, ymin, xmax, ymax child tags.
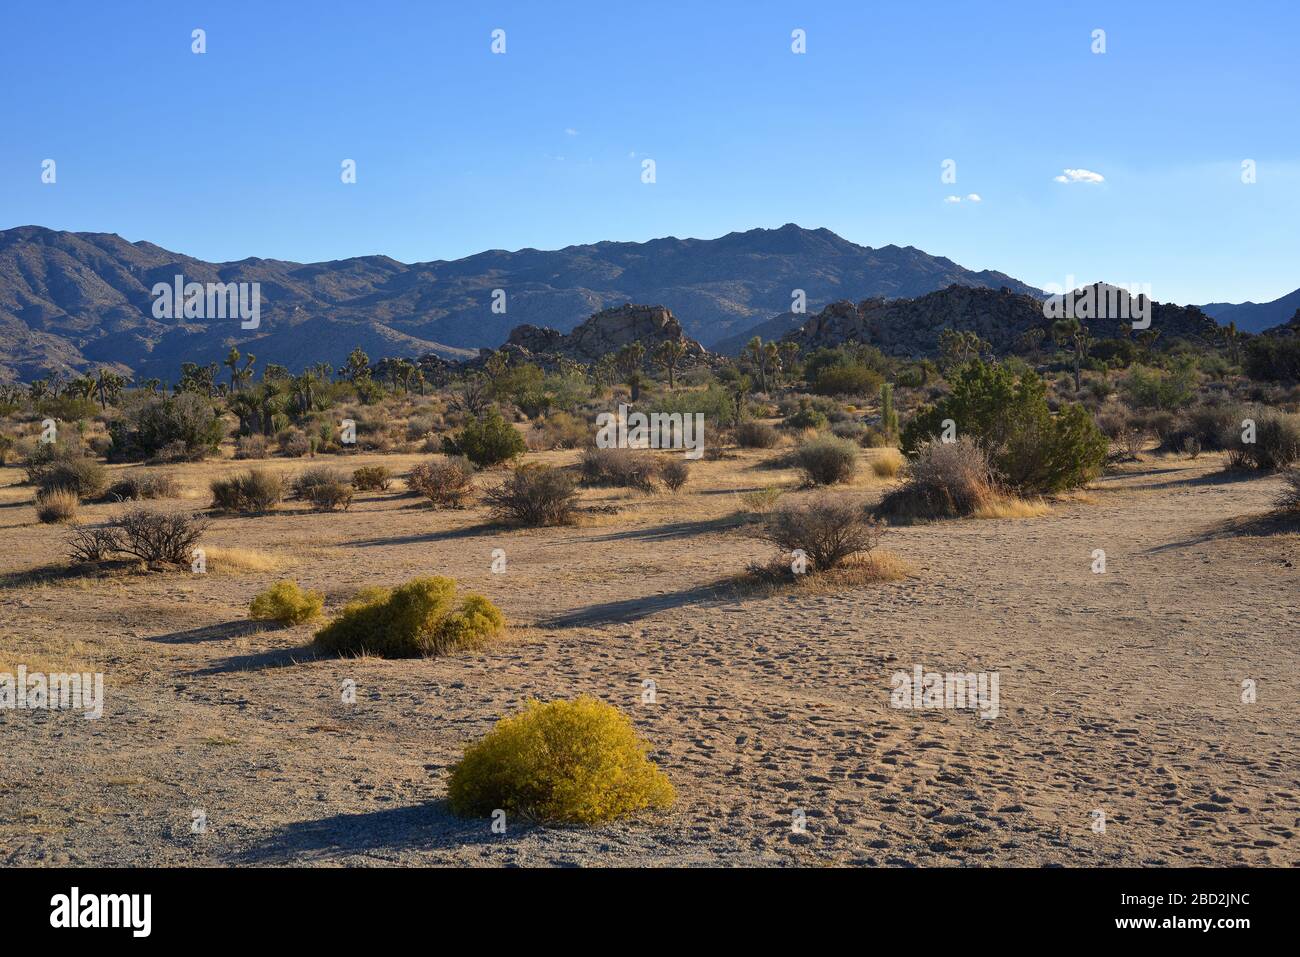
<box><xmin>483</xmin><ymin>466</ymin><xmax>577</xmax><ymax>526</ymax></box>
<box><xmin>734</xmin><ymin>420</ymin><xmax>779</xmax><ymax>449</ymax></box>
<box><xmin>408</xmin><ymin>456</ymin><xmax>476</xmax><ymax>507</ymax></box>
<box><xmin>211</xmin><ymin>469</ymin><xmax>284</xmax><ymax>513</ymax></box>
<box><xmin>36</xmin><ymin>457</ymin><xmax>107</xmax><ymax>499</ymax></box>
<box><xmin>447</xmin><ymin>696</ymin><xmax>674</xmax><ymax>825</ymax></box>
<box><xmin>528</xmin><ymin>411</ymin><xmax>590</xmax><ymax>451</ymax></box>
<box><xmin>314</xmin><ymin>576</ymin><xmax>505</xmax><ymax>658</ymax></box>
<box><xmin>871</xmin><ymin>448</ymin><xmax>905</xmax><ymax>478</ymax></box>
<box><xmin>580</xmin><ymin>447</ymin><xmax>659</xmax><ymax>490</ymax></box>
<box><xmin>66</xmin><ymin>524</ymin><xmax>123</xmax><ymax>563</ymax></box>
<box><xmin>36</xmin><ymin>489</ymin><xmax>79</xmax><ymax>524</ymax></box>
<box><xmin>1277</xmin><ymin>468</ymin><xmax>1300</xmax><ymax>514</ymax></box>
<box><xmin>761</xmin><ymin>493</ymin><xmax>883</xmax><ymax>572</ymax></box>
<box><xmin>291</xmin><ymin>466</ymin><xmax>346</xmax><ymax>498</ymax></box>
<box><xmin>115</xmin><ymin>507</ymin><xmax>209</xmax><ymax>565</ymax></box>
<box><xmin>877</xmin><ymin>437</ymin><xmax>996</xmax><ymax>521</ymax></box>
<box><xmin>351</xmin><ymin>465</ymin><xmax>392</xmax><ymax>491</ymax></box>
<box><xmin>249</xmin><ymin>580</ymin><xmax>324</xmax><ymax>625</ymax></box>
<box><xmin>103</xmin><ymin>470</ymin><xmax>180</xmax><ymax>501</ymax></box>
<box><xmin>234</xmin><ymin>434</ymin><xmax>268</xmax><ymax>459</ymax></box>
<box><xmin>793</xmin><ymin>435</ymin><xmax>858</xmax><ymax>486</ymax></box>
<box><xmin>971</xmin><ymin>495</ymin><xmax>1050</xmax><ymax>520</ymax></box>
<box><xmin>278</xmin><ymin>429</ymin><xmax>313</xmax><ymax>458</ymax></box>
<box><xmin>305</xmin><ymin>481</ymin><xmax>353</xmax><ymax>511</ymax></box>
<box><xmin>659</xmin><ymin>457</ymin><xmax>690</xmax><ymax>492</ymax></box>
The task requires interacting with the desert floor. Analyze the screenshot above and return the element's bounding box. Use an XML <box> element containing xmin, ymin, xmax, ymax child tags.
<box><xmin>0</xmin><ymin>448</ymin><xmax>1296</xmax><ymax>867</ymax></box>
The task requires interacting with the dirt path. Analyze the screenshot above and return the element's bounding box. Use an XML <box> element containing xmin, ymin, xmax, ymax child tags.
<box><xmin>0</xmin><ymin>452</ymin><xmax>1295</xmax><ymax>866</ymax></box>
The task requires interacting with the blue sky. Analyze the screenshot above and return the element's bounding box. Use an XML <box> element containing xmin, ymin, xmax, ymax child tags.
<box><xmin>2</xmin><ymin>0</ymin><xmax>1296</xmax><ymax>306</ymax></box>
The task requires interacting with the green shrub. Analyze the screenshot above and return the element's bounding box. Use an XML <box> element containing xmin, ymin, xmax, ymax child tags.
<box><xmin>250</xmin><ymin>580</ymin><xmax>325</xmax><ymax>625</ymax></box>
<box><xmin>1121</xmin><ymin>363</ymin><xmax>1197</xmax><ymax>411</ymax></box>
<box><xmin>483</xmin><ymin>465</ymin><xmax>578</xmax><ymax>526</ymax></box>
<box><xmin>442</xmin><ymin>410</ymin><xmax>525</xmax><ymax>467</ymax></box>
<box><xmin>35</xmin><ymin>488</ymin><xmax>79</xmax><ymax>524</ymax></box>
<box><xmin>210</xmin><ymin>469</ymin><xmax>285</xmax><ymax>513</ymax></box>
<box><xmin>812</xmin><ymin>362</ymin><xmax>884</xmax><ymax>397</ymax></box>
<box><xmin>314</xmin><ymin>576</ymin><xmax>505</xmax><ymax>658</ymax></box>
<box><xmin>784</xmin><ymin>405</ymin><xmax>830</xmax><ymax>432</ymax></box>
<box><xmin>408</xmin><ymin>456</ymin><xmax>476</xmax><ymax>506</ymax></box>
<box><xmin>108</xmin><ymin>393</ymin><xmax>224</xmax><ymax>462</ymax></box>
<box><xmin>793</xmin><ymin>435</ymin><xmax>858</xmax><ymax>485</ymax></box>
<box><xmin>1245</xmin><ymin>335</ymin><xmax>1300</xmax><ymax>382</ymax></box>
<box><xmin>901</xmin><ymin>360</ymin><xmax>1106</xmax><ymax>494</ymax></box>
<box><xmin>351</xmin><ymin>465</ymin><xmax>392</xmax><ymax>491</ymax></box>
<box><xmin>446</xmin><ymin>696</ymin><xmax>674</xmax><ymax>825</ymax></box>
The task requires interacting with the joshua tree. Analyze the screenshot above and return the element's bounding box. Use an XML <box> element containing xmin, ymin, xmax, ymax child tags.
<box><xmin>224</xmin><ymin>347</ymin><xmax>256</xmax><ymax>392</ymax></box>
<box><xmin>743</xmin><ymin>337</ymin><xmax>776</xmax><ymax>394</ymax></box>
<box><xmin>344</xmin><ymin>347</ymin><xmax>371</xmax><ymax>384</ymax></box>
<box><xmin>290</xmin><ymin>370</ymin><xmax>319</xmax><ymax>416</ymax></box>
<box><xmin>880</xmin><ymin>382</ymin><xmax>898</xmax><ymax>440</ymax></box>
<box><xmin>94</xmin><ymin>369</ymin><xmax>127</xmax><ymax>410</ymax></box>
<box><xmin>1223</xmin><ymin>321</ymin><xmax>1241</xmax><ymax>366</ymax></box>
<box><xmin>615</xmin><ymin>342</ymin><xmax>645</xmax><ymax>382</ymax></box>
<box><xmin>653</xmin><ymin>339</ymin><xmax>687</xmax><ymax>390</ymax></box>
<box><xmin>1052</xmin><ymin>318</ymin><xmax>1092</xmax><ymax>393</ymax></box>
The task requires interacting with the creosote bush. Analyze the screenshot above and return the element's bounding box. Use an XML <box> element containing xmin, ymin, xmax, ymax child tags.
<box><xmin>36</xmin><ymin>456</ymin><xmax>107</xmax><ymax>499</ymax></box>
<box><xmin>351</xmin><ymin>465</ymin><xmax>392</xmax><ymax>491</ymax></box>
<box><xmin>442</xmin><ymin>410</ymin><xmax>526</xmax><ymax>467</ymax></box>
<box><xmin>446</xmin><ymin>696</ymin><xmax>675</xmax><ymax>826</ymax></box>
<box><xmin>762</xmin><ymin>493</ymin><xmax>884</xmax><ymax>572</ymax></box>
<box><xmin>483</xmin><ymin>465</ymin><xmax>578</xmax><ymax>526</ymax></box>
<box><xmin>314</xmin><ymin>576</ymin><xmax>505</xmax><ymax>658</ymax></box>
<box><xmin>250</xmin><ymin>580</ymin><xmax>325</xmax><ymax>625</ymax></box>
<box><xmin>35</xmin><ymin>488</ymin><xmax>79</xmax><ymax>524</ymax></box>
<box><xmin>211</xmin><ymin>469</ymin><xmax>284</xmax><ymax>513</ymax></box>
<box><xmin>793</xmin><ymin>435</ymin><xmax>858</xmax><ymax>486</ymax></box>
<box><xmin>408</xmin><ymin>456</ymin><xmax>476</xmax><ymax>506</ymax></box>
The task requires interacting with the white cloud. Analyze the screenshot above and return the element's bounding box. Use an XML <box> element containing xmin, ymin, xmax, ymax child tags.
<box><xmin>966</xmin><ymin>193</ymin><xmax>982</xmax><ymax>202</ymax></box>
<box><xmin>944</xmin><ymin>195</ymin><xmax>962</xmax><ymax>203</ymax></box>
<box><xmin>564</xmin><ymin>128</ymin><xmax>578</xmax><ymax>136</ymax></box>
<box><xmin>1054</xmin><ymin>168</ymin><xmax>1104</xmax><ymax>184</ymax></box>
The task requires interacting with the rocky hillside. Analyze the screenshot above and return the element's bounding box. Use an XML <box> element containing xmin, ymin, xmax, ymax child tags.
<box><xmin>783</xmin><ymin>283</ymin><xmax>1221</xmax><ymax>357</ymax></box>
<box><xmin>501</xmin><ymin>304</ymin><xmax>708</xmax><ymax>367</ymax></box>
<box><xmin>0</xmin><ymin>223</ymin><xmax>1040</xmax><ymax>382</ymax></box>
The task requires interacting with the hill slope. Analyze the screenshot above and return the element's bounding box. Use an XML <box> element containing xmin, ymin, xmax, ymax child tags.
<box><xmin>1198</xmin><ymin>288</ymin><xmax>1300</xmax><ymax>334</ymax></box>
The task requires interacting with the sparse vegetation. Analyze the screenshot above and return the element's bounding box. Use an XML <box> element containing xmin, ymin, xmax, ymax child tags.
<box><xmin>793</xmin><ymin>435</ymin><xmax>858</xmax><ymax>486</ymax></box>
<box><xmin>314</xmin><ymin>576</ymin><xmax>505</xmax><ymax>658</ymax></box>
<box><xmin>878</xmin><ymin>437</ymin><xmax>997</xmax><ymax>521</ymax></box>
<box><xmin>408</xmin><ymin>456</ymin><xmax>476</xmax><ymax>507</ymax></box>
<box><xmin>249</xmin><ymin>580</ymin><xmax>325</xmax><ymax>625</ymax></box>
<box><xmin>114</xmin><ymin>507</ymin><xmax>209</xmax><ymax>566</ymax></box>
<box><xmin>760</xmin><ymin>493</ymin><xmax>884</xmax><ymax>572</ymax></box>
<box><xmin>351</xmin><ymin>465</ymin><xmax>392</xmax><ymax>491</ymax></box>
<box><xmin>483</xmin><ymin>465</ymin><xmax>578</xmax><ymax>526</ymax></box>
<box><xmin>35</xmin><ymin>488</ymin><xmax>79</xmax><ymax>524</ymax></box>
<box><xmin>446</xmin><ymin>696</ymin><xmax>674</xmax><ymax>825</ymax></box>
<box><xmin>211</xmin><ymin>469</ymin><xmax>285</xmax><ymax>513</ymax></box>
<box><xmin>580</xmin><ymin>447</ymin><xmax>660</xmax><ymax>490</ymax></box>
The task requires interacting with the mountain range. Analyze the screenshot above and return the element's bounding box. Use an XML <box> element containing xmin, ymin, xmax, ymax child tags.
<box><xmin>1197</xmin><ymin>288</ymin><xmax>1300</xmax><ymax>334</ymax></box>
<box><xmin>0</xmin><ymin>223</ymin><xmax>1292</xmax><ymax>382</ymax></box>
<box><xmin>0</xmin><ymin>224</ymin><xmax>1040</xmax><ymax>382</ymax></box>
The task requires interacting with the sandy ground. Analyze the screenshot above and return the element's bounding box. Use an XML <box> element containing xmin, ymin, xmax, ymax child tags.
<box><xmin>0</xmin><ymin>448</ymin><xmax>1296</xmax><ymax>867</ymax></box>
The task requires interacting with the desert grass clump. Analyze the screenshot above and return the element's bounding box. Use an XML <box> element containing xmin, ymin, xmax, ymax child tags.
<box><xmin>734</xmin><ymin>420</ymin><xmax>779</xmax><ymax>449</ymax></box>
<box><xmin>210</xmin><ymin>469</ymin><xmax>285</xmax><ymax>513</ymax></box>
<box><xmin>580</xmin><ymin>447</ymin><xmax>660</xmax><ymax>490</ymax></box>
<box><xmin>304</xmin><ymin>480</ymin><xmax>354</xmax><ymax>511</ymax></box>
<box><xmin>761</xmin><ymin>493</ymin><xmax>884</xmax><ymax>572</ymax></box>
<box><xmin>408</xmin><ymin>456</ymin><xmax>476</xmax><ymax>507</ymax></box>
<box><xmin>291</xmin><ymin>466</ymin><xmax>347</xmax><ymax>499</ymax></box>
<box><xmin>249</xmin><ymin>580</ymin><xmax>325</xmax><ymax>625</ymax></box>
<box><xmin>793</xmin><ymin>435</ymin><xmax>858</xmax><ymax>486</ymax></box>
<box><xmin>877</xmin><ymin>437</ymin><xmax>996</xmax><ymax>521</ymax></box>
<box><xmin>35</xmin><ymin>488</ymin><xmax>80</xmax><ymax>524</ymax></box>
<box><xmin>658</xmin><ymin>457</ymin><xmax>690</xmax><ymax>492</ymax></box>
<box><xmin>738</xmin><ymin>486</ymin><xmax>784</xmax><ymax>515</ymax></box>
<box><xmin>870</xmin><ymin>448</ymin><xmax>905</xmax><ymax>479</ymax></box>
<box><xmin>314</xmin><ymin>576</ymin><xmax>505</xmax><ymax>658</ymax></box>
<box><xmin>351</xmin><ymin>465</ymin><xmax>392</xmax><ymax>491</ymax></box>
<box><xmin>115</xmin><ymin>507</ymin><xmax>210</xmax><ymax>566</ymax></box>
<box><xmin>103</xmin><ymin>470</ymin><xmax>180</xmax><ymax>501</ymax></box>
<box><xmin>446</xmin><ymin>696</ymin><xmax>675</xmax><ymax>826</ymax></box>
<box><xmin>483</xmin><ymin>466</ymin><xmax>577</xmax><ymax>526</ymax></box>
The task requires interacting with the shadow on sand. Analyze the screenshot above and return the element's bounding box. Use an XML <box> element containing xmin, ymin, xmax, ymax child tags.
<box><xmin>231</xmin><ymin>801</ymin><xmax>510</xmax><ymax>864</ymax></box>
<box><xmin>540</xmin><ymin>578</ymin><xmax>743</xmax><ymax>628</ymax></box>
